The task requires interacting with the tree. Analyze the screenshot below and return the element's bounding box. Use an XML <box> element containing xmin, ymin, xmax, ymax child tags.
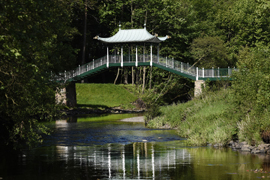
<box><xmin>0</xmin><ymin>0</ymin><xmax>78</xmax><ymax>148</ymax></box>
<box><xmin>216</xmin><ymin>0</ymin><xmax>270</xmax><ymax>54</ymax></box>
<box><xmin>190</xmin><ymin>36</ymin><xmax>229</xmax><ymax>68</ymax></box>
<box><xmin>232</xmin><ymin>45</ymin><xmax>270</xmax><ymax>144</ymax></box>
<box><xmin>233</xmin><ymin>45</ymin><xmax>270</xmax><ymax>113</ymax></box>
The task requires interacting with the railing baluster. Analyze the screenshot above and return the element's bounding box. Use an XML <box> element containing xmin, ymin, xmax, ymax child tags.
<box><xmin>202</xmin><ymin>68</ymin><xmax>204</xmax><ymax>78</ymax></box>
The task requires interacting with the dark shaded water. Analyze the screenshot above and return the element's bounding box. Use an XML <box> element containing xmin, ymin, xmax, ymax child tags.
<box><xmin>1</xmin><ymin>114</ymin><xmax>270</xmax><ymax>180</ymax></box>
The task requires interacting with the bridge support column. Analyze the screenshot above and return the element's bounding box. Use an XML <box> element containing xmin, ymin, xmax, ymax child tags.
<box><xmin>55</xmin><ymin>82</ymin><xmax>77</xmax><ymax>107</ymax></box>
<box><xmin>194</xmin><ymin>80</ymin><xmax>205</xmax><ymax>97</ymax></box>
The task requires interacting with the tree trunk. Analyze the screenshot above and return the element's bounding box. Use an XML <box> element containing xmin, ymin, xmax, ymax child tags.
<box><xmin>81</xmin><ymin>0</ymin><xmax>87</xmax><ymax>83</ymax></box>
<box><xmin>114</xmin><ymin>68</ymin><xmax>120</xmax><ymax>84</ymax></box>
<box><xmin>124</xmin><ymin>67</ymin><xmax>128</xmax><ymax>84</ymax></box>
<box><xmin>131</xmin><ymin>1</ymin><xmax>134</xmax><ymax>86</ymax></box>
<box><xmin>82</xmin><ymin>0</ymin><xmax>87</xmax><ymax>65</ymax></box>
<box><xmin>132</xmin><ymin>66</ymin><xmax>134</xmax><ymax>85</ymax></box>
<box><xmin>136</xmin><ymin>67</ymin><xmax>140</xmax><ymax>85</ymax></box>
<box><xmin>141</xmin><ymin>9</ymin><xmax>148</xmax><ymax>92</ymax></box>
<box><xmin>142</xmin><ymin>66</ymin><xmax>146</xmax><ymax>93</ymax></box>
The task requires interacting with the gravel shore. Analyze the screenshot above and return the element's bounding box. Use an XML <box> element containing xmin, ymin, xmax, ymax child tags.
<box><xmin>120</xmin><ymin>116</ymin><xmax>145</xmax><ymax>122</ymax></box>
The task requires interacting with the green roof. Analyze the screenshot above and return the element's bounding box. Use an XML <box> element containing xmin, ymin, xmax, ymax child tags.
<box><xmin>95</xmin><ymin>26</ymin><xmax>169</xmax><ymax>44</ymax></box>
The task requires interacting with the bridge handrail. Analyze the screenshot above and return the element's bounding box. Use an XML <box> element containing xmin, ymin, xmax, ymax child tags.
<box><xmin>56</xmin><ymin>54</ymin><xmax>237</xmax><ymax>82</ymax></box>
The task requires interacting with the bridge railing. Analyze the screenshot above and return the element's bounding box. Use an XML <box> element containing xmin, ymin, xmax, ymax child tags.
<box><xmin>56</xmin><ymin>54</ymin><xmax>237</xmax><ymax>82</ymax></box>
<box><xmin>153</xmin><ymin>56</ymin><xmax>197</xmax><ymax>76</ymax></box>
<box><xmin>198</xmin><ymin>67</ymin><xmax>235</xmax><ymax>78</ymax></box>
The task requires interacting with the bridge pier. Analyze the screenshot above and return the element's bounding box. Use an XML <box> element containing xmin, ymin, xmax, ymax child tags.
<box><xmin>55</xmin><ymin>82</ymin><xmax>77</xmax><ymax>107</ymax></box>
<box><xmin>194</xmin><ymin>80</ymin><xmax>205</xmax><ymax>97</ymax></box>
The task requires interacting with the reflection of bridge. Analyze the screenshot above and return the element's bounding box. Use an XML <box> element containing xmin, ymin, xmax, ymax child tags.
<box><xmin>57</xmin><ymin>54</ymin><xmax>235</xmax><ymax>82</ymax></box>
<box><xmin>56</xmin><ymin>142</ymin><xmax>191</xmax><ymax>179</ymax></box>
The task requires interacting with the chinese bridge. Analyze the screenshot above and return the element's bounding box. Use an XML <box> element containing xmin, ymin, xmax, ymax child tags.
<box><xmin>56</xmin><ymin>25</ymin><xmax>235</xmax><ymax>106</ymax></box>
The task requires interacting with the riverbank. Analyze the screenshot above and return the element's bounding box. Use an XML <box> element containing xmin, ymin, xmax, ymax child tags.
<box><xmin>228</xmin><ymin>141</ymin><xmax>270</xmax><ymax>154</ymax></box>
<box><xmin>146</xmin><ymin>87</ymin><xmax>270</xmax><ymax>152</ymax></box>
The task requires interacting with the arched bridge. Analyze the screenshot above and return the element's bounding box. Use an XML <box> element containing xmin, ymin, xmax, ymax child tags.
<box><xmin>56</xmin><ymin>54</ymin><xmax>235</xmax><ymax>82</ymax></box>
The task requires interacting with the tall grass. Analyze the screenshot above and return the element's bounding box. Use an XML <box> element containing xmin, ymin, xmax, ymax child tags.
<box><xmin>147</xmin><ymin>88</ymin><xmax>239</xmax><ymax>146</ymax></box>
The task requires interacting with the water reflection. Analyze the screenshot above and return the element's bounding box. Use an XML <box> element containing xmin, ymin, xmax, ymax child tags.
<box><xmin>54</xmin><ymin>141</ymin><xmax>190</xmax><ymax>179</ymax></box>
<box><xmin>2</xmin><ymin>114</ymin><xmax>270</xmax><ymax>180</ymax></box>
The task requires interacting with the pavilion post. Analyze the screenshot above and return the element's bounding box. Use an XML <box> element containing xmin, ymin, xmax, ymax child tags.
<box><xmin>157</xmin><ymin>44</ymin><xmax>160</xmax><ymax>63</ymax></box>
<box><xmin>136</xmin><ymin>45</ymin><xmax>138</xmax><ymax>67</ymax></box>
<box><xmin>150</xmin><ymin>44</ymin><xmax>153</xmax><ymax>66</ymax></box>
<box><xmin>107</xmin><ymin>46</ymin><xmax>109</xmax><ymax>68</ymax></box>
<box><xmin>121</xmin><ymin>46</ymin><xmax>123</xmax><ymax>67</ymax></box>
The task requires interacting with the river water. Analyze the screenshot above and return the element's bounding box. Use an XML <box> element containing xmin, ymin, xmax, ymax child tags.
<box><xmin>1</xmin><ymin>114</ymin><xmax>270</xmax><ymax>180</ymax></box>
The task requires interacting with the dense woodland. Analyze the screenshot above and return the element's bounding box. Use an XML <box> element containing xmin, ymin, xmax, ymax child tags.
<box><xmin>1</xmin><ymin>0</ymin><xmax>270</xmax><ymax>148</ymax></box>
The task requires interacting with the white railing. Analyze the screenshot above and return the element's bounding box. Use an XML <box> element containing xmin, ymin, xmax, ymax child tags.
<box><xmin>56</xmin><ymin>54</ymin><xmax>236</xmax><ymax>82</ymax></box>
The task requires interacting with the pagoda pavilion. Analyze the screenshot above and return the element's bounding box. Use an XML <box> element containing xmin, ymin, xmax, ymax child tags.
<box><xmin>94</xmin><ymin>24</ymin><xmax>170</xmax><ymax>67</ymax></box>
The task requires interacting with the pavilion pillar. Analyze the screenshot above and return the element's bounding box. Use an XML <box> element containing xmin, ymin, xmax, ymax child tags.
<box><xmin>136</xmin><ymin>45</ymin><xmax>138</xmax><ymax>67</ymax></box>
<box><xmin>157</xmin><ymin>44</ymin><xmax>160</xmax><ymax>63</ymax></box>
<box><xmin>150</xmin><ymin>44</ymin><xmax>153</xmax><ymax>66</ymax></box>
<box><xmin>121</xmin><ymin>46</ymin><xmax>123</xmax><ymax>67</ymax></box>
<box><xmin>107</xmin><ymin>46</ymin><xmax>109</xmax><ymax>68</ymax></box>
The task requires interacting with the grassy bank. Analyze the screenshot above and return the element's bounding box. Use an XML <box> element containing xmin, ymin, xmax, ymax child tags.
<box><xmin>76</xmin><ymin>83</ymin><xmax>137</xmax><ymax>109</ymax></box>
<box><xmin>147</xmin><ymin>88</ymin><xmax>237</xmax><ymax>145</ymax></box>
<box><xmin>147</xmin><ymin>87</ymin><xmax>270</xmax><ymax>146</ymax></box>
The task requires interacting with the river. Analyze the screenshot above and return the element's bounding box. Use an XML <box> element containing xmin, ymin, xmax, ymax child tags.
<box><xmin>1</xmin><ymin>114</ymin><xmax>270</xmax><ymax>180</ymax></box>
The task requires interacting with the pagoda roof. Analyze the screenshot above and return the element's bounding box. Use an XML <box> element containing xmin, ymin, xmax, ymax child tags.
<box><xmin>94</xmin><ymin>26</ymin><xmax>169</xmax><ymax>44</ymax></box>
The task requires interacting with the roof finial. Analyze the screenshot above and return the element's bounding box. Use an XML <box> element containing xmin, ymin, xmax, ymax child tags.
<box><xmin>119</xmin><ymin>21</ymin><xmax>121</xmax><ymax>30</ymax></box>
<box><xmin>144</xmin><ymin>21</ymin><xmax>146</xmax><ymax>29</ymax></box>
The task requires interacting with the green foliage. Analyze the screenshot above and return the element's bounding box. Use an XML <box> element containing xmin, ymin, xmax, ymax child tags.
<box><xmin>0</xmin><ymin>0</ymin><xmax>78</xmax><ymax>149</ymax></box>
<box><xmin>144</xmin><ymin>104</ymin><xmax>161</xmax><ymax>122</ymax></box>
<box><xmin>216</xmin><ymin>0</ymin><xmax>270</xmax><ymax>55</ymax></box>
<box><xmin>230</xmin><ymin>45</ymin><xmax>270</xmax><ymax>144</ymax></box>
<box><xmin>232</xmin><ymin>46</ymin><xmax>270</xmax><ymax>113</ymax></box>
<box><xmin>190</xmin><ymin>36</ymin><xmax>230</xmax><ymax>68</ymax></box>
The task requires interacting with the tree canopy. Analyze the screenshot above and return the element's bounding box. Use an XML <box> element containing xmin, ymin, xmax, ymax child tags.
<box><xmin>0</xmin><ymin>0</ymin><xmax>78</xmax><ymax>148</ymax></box>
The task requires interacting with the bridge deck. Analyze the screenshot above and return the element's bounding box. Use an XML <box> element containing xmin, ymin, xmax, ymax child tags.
<box><xmin>56</xmin><ymin>55</ymin><xmax>236</xmax><ymax>82</ymax></box>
